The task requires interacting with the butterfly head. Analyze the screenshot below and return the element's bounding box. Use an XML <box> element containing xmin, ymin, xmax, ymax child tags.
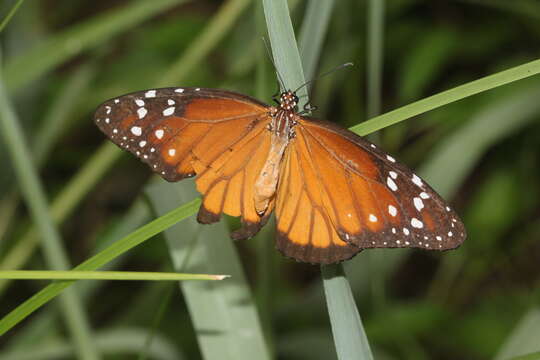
<box><xmin>279</xmin><ymin>91</ymin><xmax>298</xmax><ymax>111</ymax></box>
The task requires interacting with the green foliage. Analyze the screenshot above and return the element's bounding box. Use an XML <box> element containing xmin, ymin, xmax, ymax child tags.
<box><xmin>1</xmin><ymin>1</ymin><xmax>539</xmax><ymax>359</ymax></box>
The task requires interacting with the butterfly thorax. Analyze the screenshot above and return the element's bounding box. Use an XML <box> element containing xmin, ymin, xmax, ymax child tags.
<box><xmin>253</xmin><ymin>91</ymin><xmax>298</xmax><ymax>216</ymax></box>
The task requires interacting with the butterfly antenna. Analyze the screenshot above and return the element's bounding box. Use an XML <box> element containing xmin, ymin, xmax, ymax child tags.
<box><xmin>262</xmin><ymin>37</ymin><xmax>286</xmax><ymax>93</ymax></box>
<box><xmin>293</xmin><ymin>62</ymin><xmax>354</xmax><ymax>94</ymax></box>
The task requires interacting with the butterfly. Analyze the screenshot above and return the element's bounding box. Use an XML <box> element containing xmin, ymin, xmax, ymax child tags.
<box><xmin>94</xmin><ymin>86</ymin><xmax>466</xmax><ymax>264</ymax></box>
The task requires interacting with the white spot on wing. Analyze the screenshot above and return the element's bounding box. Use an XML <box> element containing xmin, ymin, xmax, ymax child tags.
<box><xmin>139</xmin><ymin>140</ymin><xmax>146</xmax><ymax>147</ymax></box>
<box><xmin>135</xmin><ymin>99</ymin><xmax>145</xmax><ymax>107</ymax></box>
<box><xmin>387</xmin><ymin>177</ymin><xmax>398</xmax><ymax>191</ymax></box>
<box><xmin>145</xmin><ymin>90</ymin><xmax>156</xmax><ymax>98</ymax></box>
<box><xmin>167</xmin><ymin>99</ymin><xmax>175</xmax><ymax>105</ymax></box>
<box><xmin>389</xmin><ymin>171</ymin><xmax>398</xmax><ymax>179</ymax></box>
<box><xmin>131</xmin><ymin>126</ymin><xmax>142</xmax><ymax>136</ymax></box>
<box><xmin>412</xmin><ymin>174</ymin><xmax>423</xmax><ymax>187</ymax></box>
<box><xmin>411</xmin><ymin>218</ymin><xmax>423</xmax><ymax>228</ymax></box>
<box><xmin>174</xmin><ymin>88</ymin><xmax>184</xmax><ymax>93</ymax></box>
<box><xmin>369</xmin><ymin>214</ymin><xmax>378</xmax><ymax>222</ymax></box>
<box><xmin>155</xmin><ymin>129</ymin><xmax>164</xmax><ymax>139</ymax></box>
<box><xmin>388</xmin><ymin>205</ymin><xmax>397</xmax><ymax>217</ymax></box>
<box><xmin>168</xmin><ymin>149</ymin><xmax>176</xmax><ymax>156</ymax></box>
<box><xmin>420</xmin><ymin>192</ymin><xmax>430</xmax><ymax>199</ymax></box>
<box><xmin>137</xmin><ymin>107</ymin><xmax>147</xmax><ymax>119</ymax></box>
<box><xmin>386</xmin><ymin>155</ymin><xmax>396</xmax><ymax>162</ymax></box>
<box><xmin>403</xmin><ymin>228</ymin><xmax>410</xmax><ymax>235</ymax></box>
<box><xmin>162</xmin><ymin>107</ymin><xmax>175</xmax><ymax>116</ymax></box>
<box><xmin>413</xmin><ymin>197</ymin><xmax>424</xmax><ymax>211</ymax></box>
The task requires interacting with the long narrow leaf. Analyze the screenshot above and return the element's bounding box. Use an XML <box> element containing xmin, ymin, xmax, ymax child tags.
<box><xmin>262</xmin><ymin>1</ymin><xmax>374</xmax><ymax>359</ymax></box>
<box><xmin>147</xmin><ymin>180</ymin><xmax>271</xmax><ymax>360</ymax></box>
<box><xmin>0</xmin><ymin>70</ymin><xmax>99</xmax><ymax>359</ymax></box>
<box><xmin>0</xmin><ymin>198</ymin><xmax>200</xmax><ymax>336</ymax></box>
<box><xmin>0</xmin><ymin>270</ymin><xmax>227</xmax><ymax>281</ymax></box>
<box><xmin>4</xmin><ymin>0</ymin><xmax>186</xmax><ymax>92</ymax></box>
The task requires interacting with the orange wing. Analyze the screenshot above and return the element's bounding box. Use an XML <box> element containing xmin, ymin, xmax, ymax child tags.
<box><xmin>275</xmin><ymin>116</ymin><xmax>466</xmax><ymax>264</ymax></box>
<box><xmin>94</xmin><ymin>87</ymin><xmax>273</xmax><ymax>236</ymax></box>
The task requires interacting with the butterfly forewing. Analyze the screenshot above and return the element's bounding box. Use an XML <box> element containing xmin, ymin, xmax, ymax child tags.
<box><xmin>275</xmin><ymin>136</ymin><xmax>362</xmax><ymax>264</ymax></box>
<box><xmin>94</xmin><ymin>87</ymin><xmax>269</xmax><ymax>181</ymax></box>
<box><xmin>94</xmin><ymin>87</ymin><xmax>276</xmax><ymax>236</ymax></box>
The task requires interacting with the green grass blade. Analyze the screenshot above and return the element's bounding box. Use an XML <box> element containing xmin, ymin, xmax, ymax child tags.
<box><xmin>263</xmin><ymin>1</ymin><xmax>374</xmax><ymax>359</ymax></box>
<box><xmin>4</xmin><ymin>0</ymin><xmax>186</xmax><ymax>92</ymax></box>
<box><xmin>34</xmin><ymin>62</ymin><xmax>96</xmax><ymax>162</ymax></box>
<box><xmin>350</xmin><ymin>58</ymin><xmax>540</xmax><ymax>136</ymax></box>
<box><xmin>262</xmin><ymin>0</ymin><xmax>307</xmax><ymax>103</ymax></box>
<box><xmin>298</xmin><ymin>0</ymin><xmax>336</xmax><ymax>81</ymax></box>
<box><xmin>0</xmin><ymin>198</ymin><xmax>200</xmax><ymax>336</ymax></box>
<box><xmin>494</xmin><ymin>308</ymin><xmax>540</xmax><ymax>360</ymax></box>
<box><xmin>420</xmin><ymin>82</ymin><xmax>540</xmax><ymax>197</ymax></box>
<box><xmin>147</xmin><ymin>180</ymin><xmax>271</xmax><ymax>360</ymax></box>
<box><xmin>0</xmin><ymin>270</ymin><xmax>228</xmax><ymax>281</ymax></box>
<box><xmin>366</xmin><ymin>0</ymin><xmax>385</xmax><ymax>119</ymax></box>
<box><xmin>157</xmin><ymin>0</ymin><xmax>251</xmax><ymax>87</ymax></box>
<box><xmin>321</xmin><ymin>265</ymin><xmax>374</xmax><ymax>360</ymax></box>
<box><xmin>0</xmin><ymin>68</ymin><xmax>99</xmax><ymax>359</ymax></box>
<box><xmin>0</xmin><ymin>0</ymin><xmax>25</xmax><ymax>33</ymax></box>
<box><xmin>1</xmin><ymin>327</ymin><xmax>182</xmax><ymax>360</ymax></box>
<box><xmin>507</xmin><ymin>352</ymin><xmax>540</xmax><ymax>360</ymax></box>
<box><xmin>0</xmin><ymin>143</ymin><xmax>121</xmax><ymax>291</ymax></box>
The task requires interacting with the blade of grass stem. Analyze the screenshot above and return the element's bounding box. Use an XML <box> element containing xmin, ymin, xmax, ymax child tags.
<box><xmin>4</xmin><ymin>0</ymin><xmax>186</xmax><ymax>93</ymax></box>
<box><xmin>0</xmin><ymin>71</ymin><xmax>99</xmax><ymax>358</ymax></box>
<box><xmin>420</xmin><ymin>82</ymin><xmax>540</xmax><ymax>197</ymax></box>
<box><xmin>350</xmin><ymin>58</ymin><xmax>540</xmax><ymax>136</ymax></box>
<box><xmin>263</xmin><ymin>1</ymin><xmax>374</xmax><ymax>359</ymax></box>
<box><xmin>34</xmin><ymin>62</ymin><xmax>96</xmax><ymax>162</ymax></box>
<box><xmin>0</xmin><ymin>270</ymin><xmax>228</xmax><ymax>281</ymax></box>
<box><xmin>495</xmin><ymin>308</ymin><xmax>540</xmax><ymax>360</ymax></box>
<box><xmin>0</xmin><ymin>198</ymin><xmax>200</xmax><ymax>336</ymax></box>
<box><xmin>1</xmin><ymin>327</ymin><xmax>182</xmax><ymax>360</ymax></box>
<box><xmin>298</xmin><ymin>0</ymin><xmax>335</xmax><ymax>82</ymax></box>
<box><xmin>321</xmin><ymin>265</ymin><xmax>374</xmax><ymax>360</ymax></box>
<box><xmin>0</xmin><ymin>143</ymin><xmax>121</xmax><ymax>292</ymax></box>
<box><xmin>366</xmin><ymin>0</ymin><xmax>384</xmax><ymax>119</ymax></box>
<box><xmin>508</xmin><ymin>352</ymin><xmax>540</xmax><ymax>360</ymax></box>
<box><xmin>0</xmin><ymin>0</ymin><xmax>245</xmax><ymax>287</ymax></box>
<box><xmin>147</xmin><ymin>180</ymin><xmax>271</xmax><ymax>360</ymax></box>
<box><xmin>262</xmin><ymin>0</ymin><xmax>308</xmax><ymax>104</ymax></box>
<box><xmin>365</xmin><ymin>0</ymin><xmax>386</xmax><ymax>311</ymax></box>
<box><xmin>0</xmin><ymin>0</ymin><xmax>25</xmax><ymax>33</ymax></box>
<box><xmin>1</xmin><ymin>200</ymin><xmax>152</xmax><ymax>353</ymax></box>
<box><xmin>157</xmin><ymin>0</ymin><xmax>251</xmax><ymax>86</ymax></box>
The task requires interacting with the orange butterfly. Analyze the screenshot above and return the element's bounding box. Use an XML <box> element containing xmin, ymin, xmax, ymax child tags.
<box><xmin>95</xmin><ymin>87</ymin><xmax>466</xmax><ymax>264</ymax></box>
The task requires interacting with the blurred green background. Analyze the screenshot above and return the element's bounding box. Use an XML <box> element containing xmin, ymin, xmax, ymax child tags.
<box><xmin>1</xmin><ymin>0</ymin><xmax>539</xmax><ymax>359</ymax></box>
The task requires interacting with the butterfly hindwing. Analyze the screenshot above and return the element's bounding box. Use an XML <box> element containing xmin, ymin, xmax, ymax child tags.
<box><xmin>275</xmin><ymin>133</ymin><xmax>362</xmax><ymax>264</ymax></box>
<box><xmin>288</xmin><ymin>117</ymin><xmax>466</xmax><ymax>251</ymax></box>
